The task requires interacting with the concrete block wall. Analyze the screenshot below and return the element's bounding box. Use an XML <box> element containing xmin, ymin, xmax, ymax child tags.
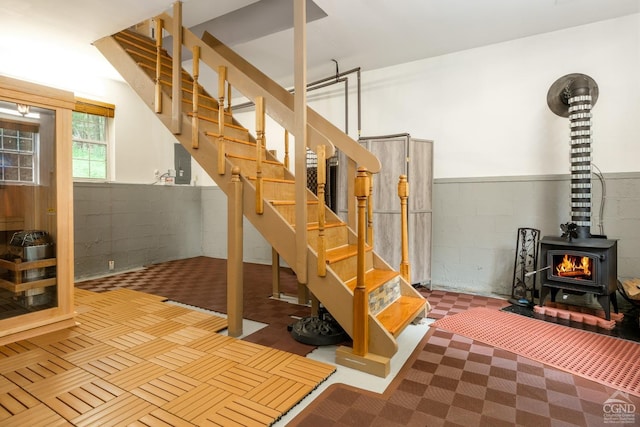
<box><xmin>200</xmin><ymin>187</ymin><xmax>274</xmax><ymax>265</ymax></box>
<box><xmin>73</xmin><ymin>172</ymin><xmax>639</xmax><ymax>296</ymax></box>
<box><xmin>431</xmin><ymin>172</ymin><xmax>640</xmax><ymax>297</ymax></box>
<box><xmin>73</xmin><ymin>182</ymin><xmax>202</xmax><ymax>279</ymax></box>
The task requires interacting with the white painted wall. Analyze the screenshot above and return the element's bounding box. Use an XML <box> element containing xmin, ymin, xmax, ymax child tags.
<box><xmin>313</xmin><ymin>14</ymin><xmax>640</xmax><ymax>179</ymax></box>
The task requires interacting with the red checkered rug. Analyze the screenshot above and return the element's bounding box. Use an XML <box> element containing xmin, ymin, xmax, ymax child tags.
<box><xmin>431</xmin><ymin>307</ymin><xmax>640</xmax><ymax>397</ymax></box>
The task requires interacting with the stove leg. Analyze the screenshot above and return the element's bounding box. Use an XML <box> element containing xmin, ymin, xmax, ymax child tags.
<box><xmin>549</xmin><ymin>288</ymin><xmax>560</xmax><ymax>303</ymax></box>
<box><xmin>611</xmin><ymin>291</ymin><xmax>619</xmax><ymax>314</ymax></box>
<box><xmin>596</xmin><ymin>294</ymin><xmax>611</xmax><ymax>320</ymax></box>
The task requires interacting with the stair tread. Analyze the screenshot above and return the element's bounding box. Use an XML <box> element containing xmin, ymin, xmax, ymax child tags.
<box><xmin>326</xmin><ymin>244</ymin><xmax>372</xmax><ymax>264</ymax></box>
<box><xmin>344</xmin><ymin>269</ymin><xmax>399</xmax><ymax>292</ymax></box>
<box><xmin>376</xmin><ymin>295</ymin><xmax>426</xmax><ymax>337</ymax></box>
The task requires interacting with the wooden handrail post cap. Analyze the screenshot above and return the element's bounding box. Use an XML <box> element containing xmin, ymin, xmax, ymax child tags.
<box><xmin>231</xmin><ymin>166</ymin><xmax>241</xmax><ymax>181</ymax></box>
<box><xmin>398</xmin><ymin>174</ymin><xmax>408</xmax><ymax>198</ymax></box>
<box><xmin>355</xmin><ymin>167</ymin><xmax>370</xmax><ymax>198</ymax></box>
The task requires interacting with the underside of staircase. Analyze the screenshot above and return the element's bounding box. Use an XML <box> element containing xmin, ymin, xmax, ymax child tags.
<box><xmin>94</xmin><ymin>15</ymin><xmax>429</xmax><ymax>377</ymax></box>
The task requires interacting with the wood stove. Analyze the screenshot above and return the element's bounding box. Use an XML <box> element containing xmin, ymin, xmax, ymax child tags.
<box><xmin>540</xmin><ymin>73</ymin><xmax>619</xmax><ymax>320</ymax></box>
<box><xmin>539</xmin><ymin>235</ymin><xmax>618</xmax><ymax>320</ymax></box>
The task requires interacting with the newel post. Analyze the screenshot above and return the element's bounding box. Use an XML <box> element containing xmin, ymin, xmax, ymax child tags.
<box><xmin>227</xmin><ymin>167</ymin><xmax>244</xmax><ymax>337</ymax></box>
<box><xmin>353</xmin><ymin>167</ymin><xmax>370</xmax><ymax>356</ymax></box>
<box><xmin>398</xmin><ymin>174</ymin><xmax>411</xmax><ymax>283</ymax></box>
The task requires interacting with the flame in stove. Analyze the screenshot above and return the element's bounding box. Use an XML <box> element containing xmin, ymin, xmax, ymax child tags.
<box><xmin>580</xmin><ymin>256</ymin><xmax>591</xmax><ymax>276</ymax></box>
<box><xmin>555</xmin><ymin>254</ymin><xmax>591</xmax><ymax>278</ymax></box>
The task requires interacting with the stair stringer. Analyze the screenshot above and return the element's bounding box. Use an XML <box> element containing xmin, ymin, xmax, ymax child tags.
<box><xmin>94</xmin><ymin>32</ymin><xmax>411</xmax><ymax>362</ymax></box>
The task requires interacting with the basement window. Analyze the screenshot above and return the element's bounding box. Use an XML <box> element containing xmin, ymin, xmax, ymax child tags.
<box><xmin>72</xmin><ymin>98</ymin><xmax>115</xmax><ymax>181</ymax></box>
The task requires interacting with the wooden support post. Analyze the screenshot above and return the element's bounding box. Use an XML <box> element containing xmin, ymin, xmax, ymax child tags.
<box><xmin>227</xmin><ymin>82</ymin><xmax>232</xmax><ymax>114</ymax></box>
<box><xmin>294</xmin><ymin>0</ymin><xmax>308</xmax><ymax>284</ymax></box>
<box><xmin>317</xmin><ymin>144</ymin><xmax>326</xmax><ymax>277</ymax></box>
<box><xmin>154</xmin><ymin>18</ymin><xmax>163</xmax><ymax>114</ymax></box>
<box><xmin>310</xmin><ymin>293</ymin><xmax>319</xmax><ymax>317</ymax></box>
<box><xmin>297</xmin><ymin>281</ymin><xmax>308</xmax><ymax>305</ymax></box>
<box><xmin>227</xmin><ymin>167</ymin><xmax>244</xmax><ymax>337</ymax></box>
<box><xmin>271</xmin><ymin>248</ymin><xmax>280</xmax><ymax>298</ymax></box>
<box><xmin>171</xmin><ymin>1</ymin><xmax>182</xmax><ymax>134</ymax></box>
<box><xmin>284</xmin><ymin>130</ymin><xmax>290</xmax><ymax>170</ymax></box>
<box><xmin>353</xmin><ymin>167</ymin><xmax>370</xmax><ymax>356</ymax></box>
<box><xmin>191</xmin><ymin>45</ymin><xmax>200</xmax><ymax>149</ymax></box>
<box><xmin>255</xmin><ymin>96</ymin><xmax>265</xmax><ymax>215</ymax></box>
<box><xmin>217</xmin><ymin>65</ymin><xmax>227</xmax><ymax>175</ymax></box>
<box><xmin>398</xmin><ymin>174</ymin><xmax>411</xmax><ymax>283</ymax></box>
<box><xmin>367</xmin><ymin>172</ymin><xmax>374</xmax><ymax>247</ymax></box>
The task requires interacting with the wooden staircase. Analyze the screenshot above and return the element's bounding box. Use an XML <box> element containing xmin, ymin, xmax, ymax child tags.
<box><xmin>94</xmin><ymin>14</ymin><xmax>429</xmax><ymax>377</ymax></box>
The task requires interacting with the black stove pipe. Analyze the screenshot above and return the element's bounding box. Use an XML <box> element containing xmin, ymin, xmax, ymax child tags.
<box><xmin>547</xmin><ymin>73</ymin><xmax>599</xmax><ymax>239</ymax></box>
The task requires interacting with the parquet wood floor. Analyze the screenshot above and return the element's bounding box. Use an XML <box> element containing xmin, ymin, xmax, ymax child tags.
<box><xmin>0</xmin><ymin>288</ymin><xmax>335</xmax><ymax>426</ymax></box>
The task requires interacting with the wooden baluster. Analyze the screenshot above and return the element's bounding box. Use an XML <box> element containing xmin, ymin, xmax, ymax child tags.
<box><xmin>284</xmin><ymin>130</ymin><xmax>290</xmax><ymax>170</ymax></box>
<box><xmin>353</xmin><ymin>167</ymin><xmax>370</xmax><ymax>356</ymax></box>
<box><xmin>398</xmin><ymin>174</ymin><xmax>411</xmax><ymax>283</ymax></box>
<box><xmin>154</xmin><ymin>18</ymin><xmax>163</xmax><ymax>113</ymax></box>
<box><xmin>317</xmin><ymin>145</ymin><xmax>326</xmax><ymax>276</ymax></box>
<box><xmin>227</xmin><ymin>82</ymin><xmax>232</xmax><ymax>115</ymax></box>
<box><xmin>217</xmin><ymin>65</ymin><xmax>227</xmax><ymax>175</ymax></box>
<box><xmin>255</xmin><ymin>96</ymin><xmax>265</xmax><ymax>214</ymax></box>
<box><xmin>191</xmin><ymin>45</ymin><xmax>200</xmax><ymax>149</ymax></box>
<box><xmin>367</xmin><ymin>172</ymin><xmax>374</xmax><ymax>247</ymax></box>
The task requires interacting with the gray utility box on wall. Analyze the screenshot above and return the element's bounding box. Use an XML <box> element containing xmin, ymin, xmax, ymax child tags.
<box><xmin>337</xmin><ymin>134</ymin><xmax>433</xmax><ymax>285</ymax></box>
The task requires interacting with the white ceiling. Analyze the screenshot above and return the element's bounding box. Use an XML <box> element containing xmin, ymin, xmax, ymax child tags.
<box><xmin>0</xmin><ymin>0</ymin><xmax>638</xmax><ymax>89</ymax></box>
